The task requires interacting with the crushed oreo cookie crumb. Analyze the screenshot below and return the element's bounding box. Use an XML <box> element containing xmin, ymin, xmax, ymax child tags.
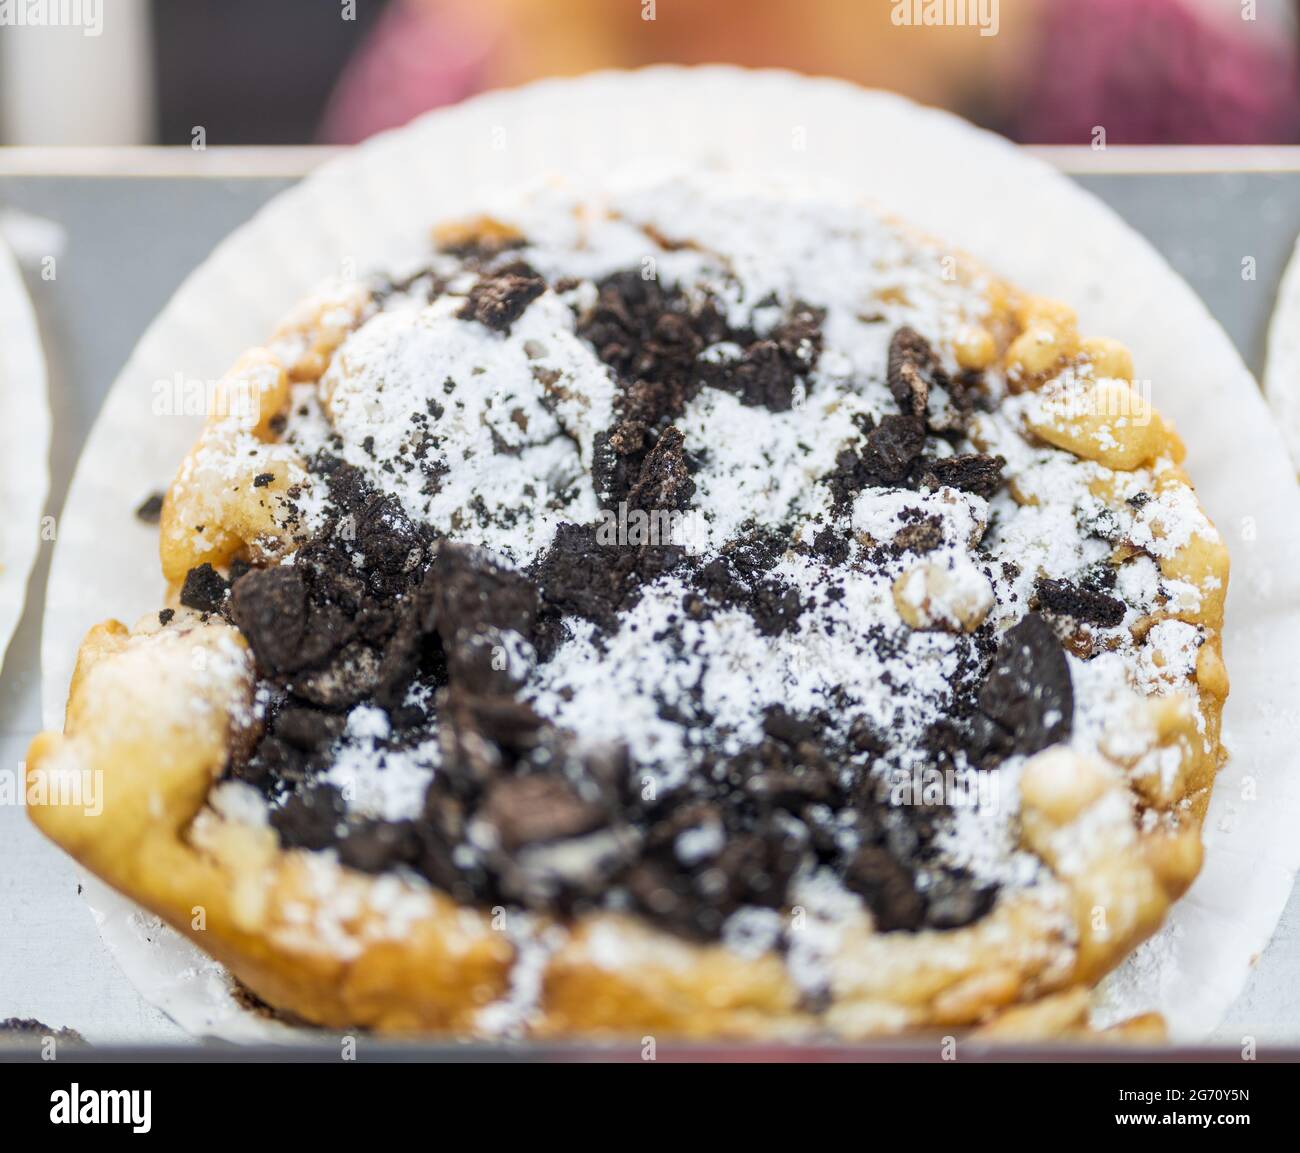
<box><xmin>970</xmin><ymin>613</ymin><xmax>1074</xmax><ymax>766</ymax></box>
<box><xmin>1034</xmin><ymin>577</ymin><xmax>1126</xmax><ymax>628</ymax></box>
<box><xmin>458</xmin><ymin>261</ymin><xmax>546</xmax><ymax>333</ymax></box>
<box><xmin>179</xmin><ymin>563</ymin><xmax>230</xmax><ymax>614</ymax></box>
<box><xmin>134</xmin><ymin>492</ymin><xmax>165</xmax><ymax>524</ymax></box>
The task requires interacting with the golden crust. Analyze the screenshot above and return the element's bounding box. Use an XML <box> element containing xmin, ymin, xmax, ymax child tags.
<box><xmin>28</xmin><ymin>220</ymin><xmax>1229</xmax><ymax>1040</ymax></box>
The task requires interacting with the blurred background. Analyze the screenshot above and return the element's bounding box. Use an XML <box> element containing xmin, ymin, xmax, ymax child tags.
<box><xmin>0</xmin><ymin>0</ymin><xmax>1298</xmax><ymax>148</ymax></box>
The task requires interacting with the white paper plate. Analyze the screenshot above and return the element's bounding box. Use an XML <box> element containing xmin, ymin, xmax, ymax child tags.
<box><xmin>1265</xmin><ymin>233</ymin><xmax>1300</xmax><ymax>471</ymax></box>
<box><xmin>0</xmin><ymin>233</ymin><xmax>49</xmax><ymax>677</ymax></box>
<box><xmin>42</xmin><ymin>67</ymin><xmax>1300</xmax><ymax>1043</ymax></box>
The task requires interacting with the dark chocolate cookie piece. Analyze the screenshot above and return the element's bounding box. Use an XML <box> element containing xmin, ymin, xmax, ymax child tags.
<box><xmin>827</xmin><ymin>412</ymin><xmax>928</xmax><ymax>510</ymax></box>
<box><xmin>179</xmin><ymin>563</ymin><xmax>230</xmax><ymax>615</ymax></box>
<box><xmin>625</xmin><ymin>426</ymin><xmax>696</xmax><ymax>513</ymax></box>
<box><xmin>134</xmin><ymin>492</ymin><xmax>165</xmax><ymax>524</ymax></box>
<box><xmin>971</xmin><ymin>613</ymin><xmax>1074</xmax><ymax>765</ymax></box>
<box><xmin>270</xmin><ymin>783</ymin><xmax>346</xmax><ymax>851</ymax></box>
<box><xmin>530</xmin><ymin>521</ymin><xmax>685</xmax><ymax>632</ymax></box>
<box><xmin>864</xmin><ymin>414</ymin><xmax>928</xmax><ymax>486</ymax></box>
<box><xmin>419</xmin><ymin>542</ymin><xmax>540</xmax><ymax>693</ymax></box>
<box><xmin>479</xmin><ymin>775</ymin><xmax>608</xmax><ymax>852</ymax></box>
<box><xmin>1034</xmin><ymin>576</ymin><xmax>1127</xmax><ymax>628</ymax></box>
<box><xmin>887</xmin><ymin>326</ymin><xmax>946</xmax><ymax>422</ymax></box>
<box><xmin>337</xmin><ymin>819</ymin><xmax>422</xmax><ymax>875</ymax></box>
<box><xmin>290</xmin><ymin>640</ymin><xmax>382</xmax><ymax>709</ymax></box>
<box><xmin>699</xmin><ymin>302</ymin><xmax>825</xmax><ymax>412</ymax></box>
<box><xmin>229</xmin><ymin>566</ymin><xmax>309</xmax><ymax>676</ymax></box>
<box><xmin>578</xmin><ymin>270</ymin><xmax>715</xmax><ymax>409</ymax></box>
<box><xmin>424</xmin><ymin>542</ymin><xmax>539</xmax><ymax>639</ymax></box>
<box><xmin>843</xmin><ymin>844</ymin><xmax>927</xmax><ymax>932</ymax></box>
<box><xmin>457</xmin><ymin>261</ymin><xmax>546</xmax><ymax>333</ymax></box>
<box><xmin>683</xmin><ymin>550</ymin><xmax>805</xmax><ymax>637</ymax></box>
<box><xmin>916</xmin><ymin>453</ymin><xmax>1007</xmax><ymax>500</ymax></box>
<box><xmin>274</xmin><ymin>704</ymin><xmax>346</xmax><ymax>752</ymax></box>
<box><xmin>624</xmin><ymin>816</ymin><xmax>806</xmax><ymax>940</ymax></box>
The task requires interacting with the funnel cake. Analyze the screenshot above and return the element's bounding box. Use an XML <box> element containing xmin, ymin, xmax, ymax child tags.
<box><xmin>28</xmin><ymin>174</ymin><xmax>1228</xmax><ymax>1039</ymax></box>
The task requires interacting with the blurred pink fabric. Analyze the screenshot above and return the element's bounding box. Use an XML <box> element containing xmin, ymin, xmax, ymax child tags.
<box><xmin>321</xmin><ymin>0</ymin><xmax>1300</xmax><ymax>146</ymax></box>
<box><xmin>320</xmin><ymin>1</ymin><xmax>500</xmax><ymax>145</ymax></box>
<box><xmin>1016</xmin><ymin>0</ymin><xmax>1300</xmax><ymax>144</ymax></box>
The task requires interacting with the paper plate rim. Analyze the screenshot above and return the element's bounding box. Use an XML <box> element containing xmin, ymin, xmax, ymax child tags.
<box><xmin>0</xmin><ymin>231</ymin><xmax>50</xmax><ymax>677</ymax></box>
<box><xmin>1264</xmin><ymin>231</ymin><xmax>1300</xmax><ymax>470</ymax></box>
<box><xmin>41</xmin><ymin>65</ymin><xmax>1300</xmax><ymax>1043</ymax></box>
